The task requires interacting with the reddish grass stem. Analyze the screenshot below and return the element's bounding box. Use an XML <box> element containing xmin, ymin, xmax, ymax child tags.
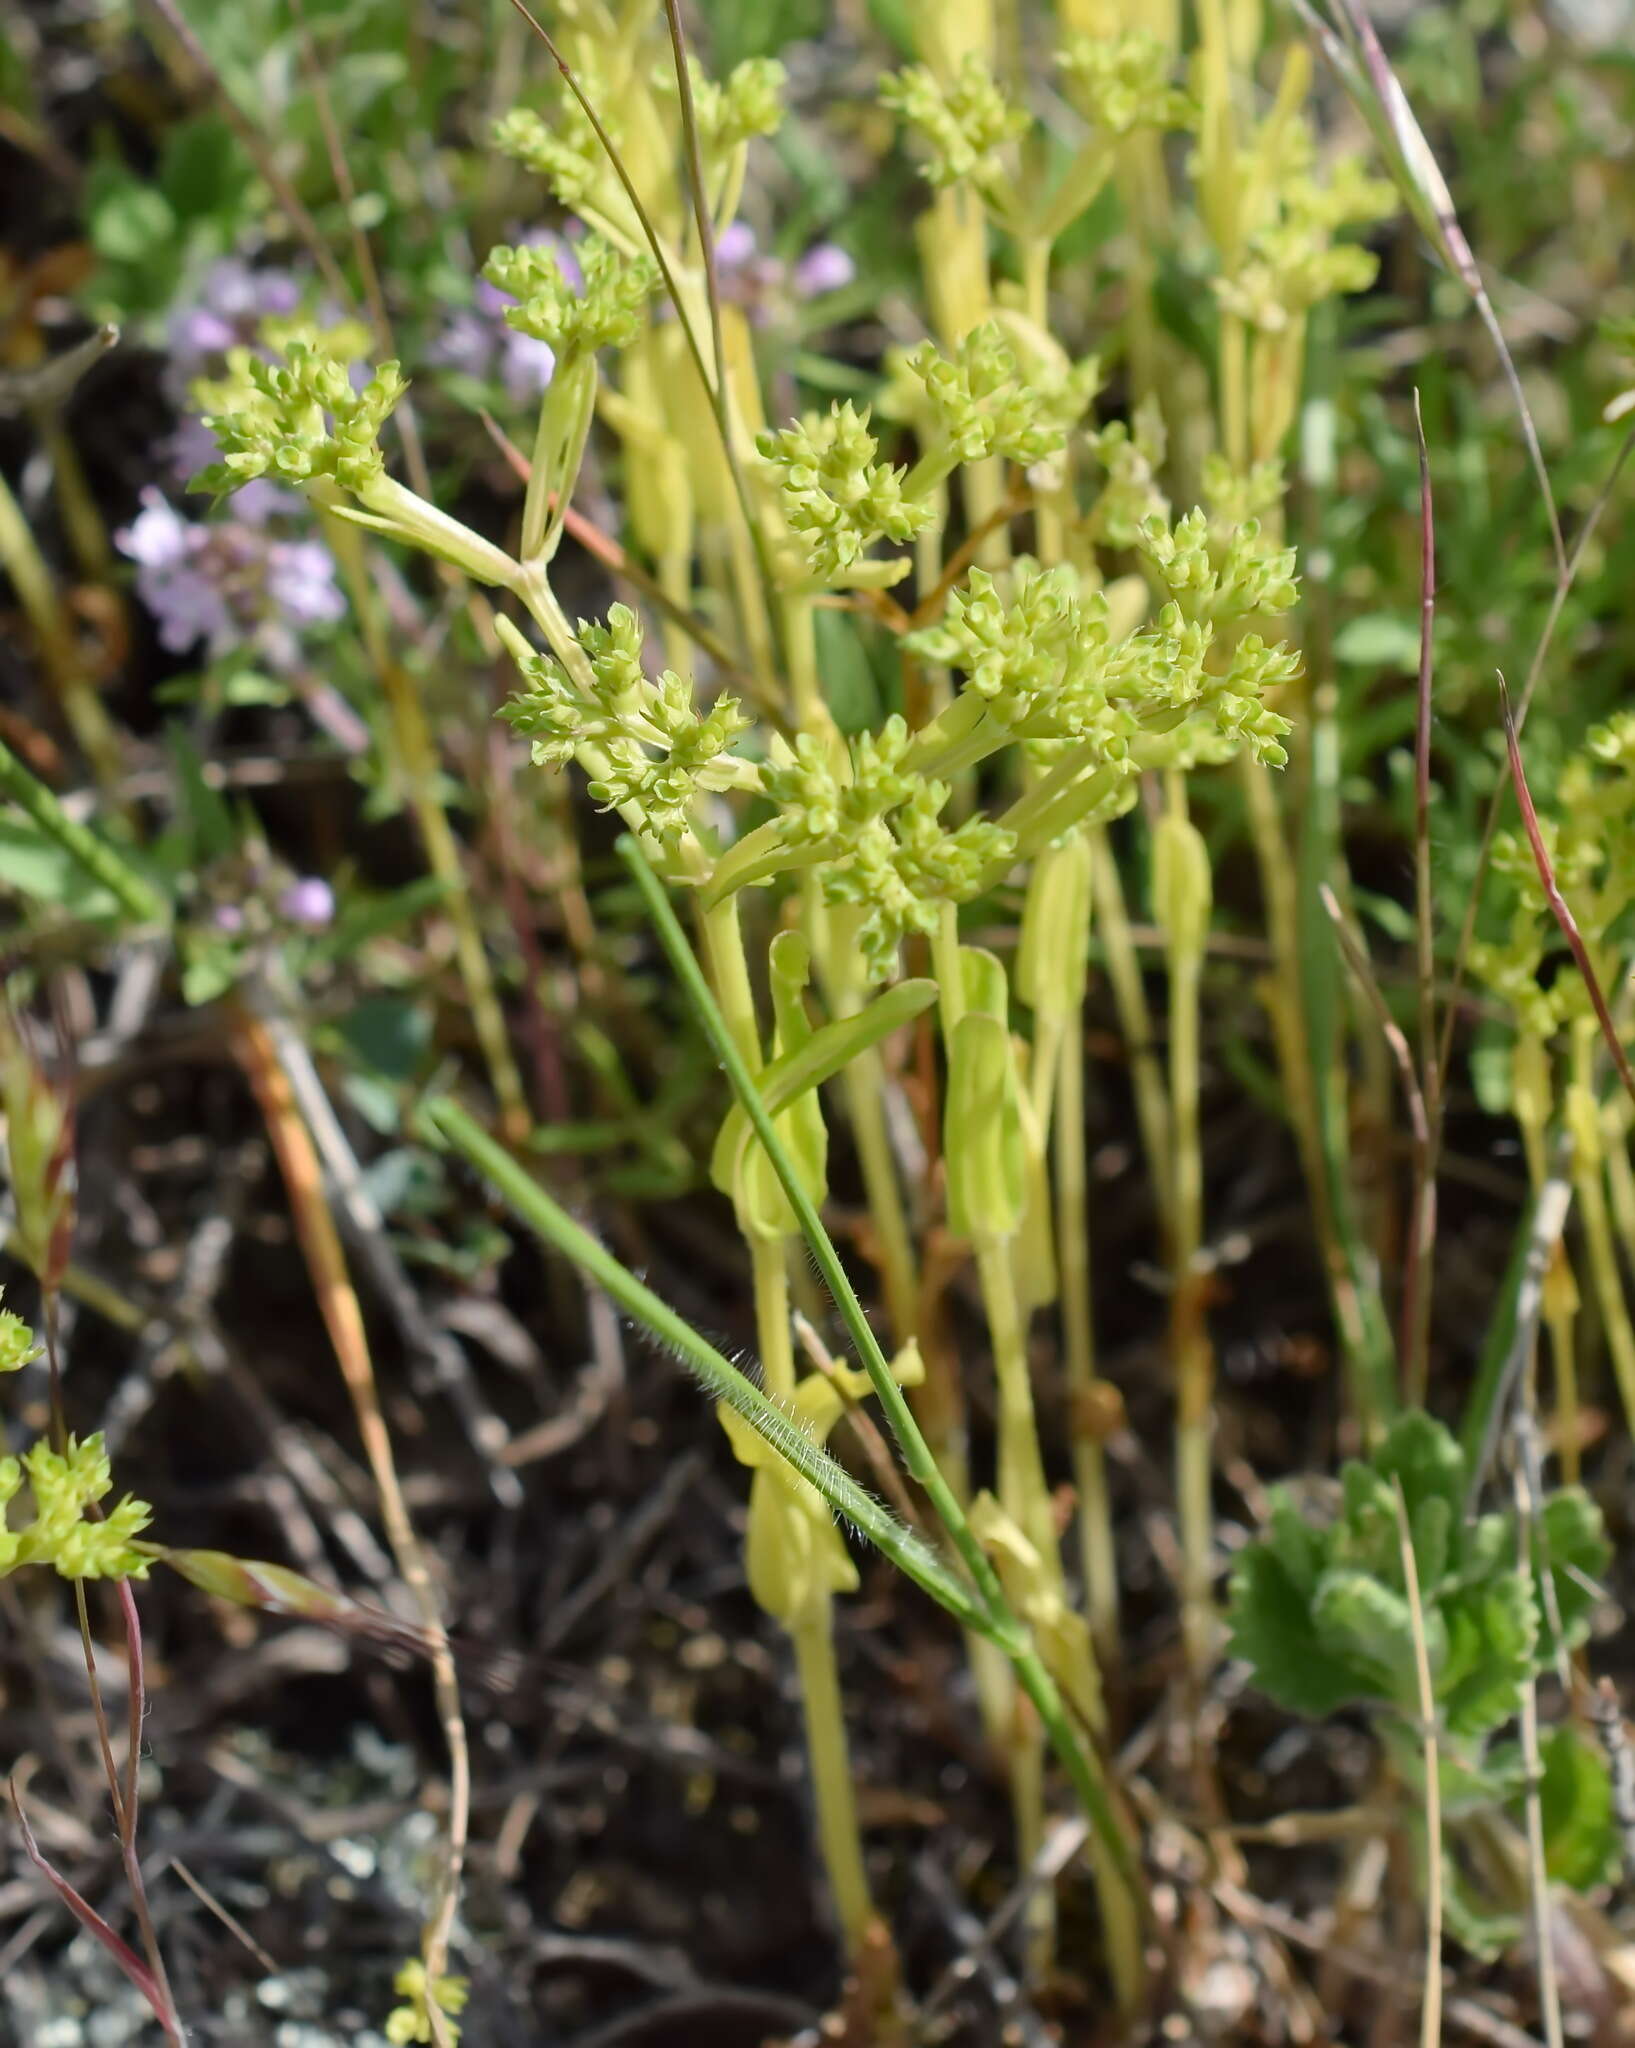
<box><xmin>1498</xmin><ymin>676</ymin><xmax>1635</xmax><ymax>1110</ymax></box>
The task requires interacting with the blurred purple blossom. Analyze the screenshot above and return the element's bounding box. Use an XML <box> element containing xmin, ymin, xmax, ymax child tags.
<box><xmin>163</xmin><ymin>258</ymin><xmax>301</xmax><ymax>403</ymax></box>
<box><xmin>279</xmin><ymin>877</ymin><xmax>336</xmax><ymax>928</ymax></box>
<box><xmin>116</xmin><ymin>487</ymin><xmax>346</xmax><ymax>673</ymax></box>
<box><xmin>429</xmin><ymin>229</ymin><xmax>578</xmax><ymax>403</ymax></box>
<box><xmin>792</xmin><ymin>243</ymin><xmax>856</xmax><ymax>298</ymax></box>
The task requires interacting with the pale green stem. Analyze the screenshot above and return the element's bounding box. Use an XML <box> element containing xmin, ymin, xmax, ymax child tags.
<box><xmin>779</xmin><ymin>591</ymin><xmax>826</xmax><ymax>736</ymax></box>
<box><xmin>932</xmin><ymin>901</ymin><xmax>966</xmax><ymax>1047</ymax></box>
<box><xmin>1569</xmin><ymin>1026</ymin><xmax>1635</xmax><ymax>1433</ymax></box>
<box><xmin>1168</xmin><ymin>928</ymin><xmax>1214</xmax><ymax>1678</ymax></box>
<box><xmin>1516</xmin><ymin>1048</ymin><xmax>1580</xmax><ymax>1482</ymax></box>
<box><xmin>0</xmin><ymin>467</ymin><xmax>124</xmax><ymax>799</ymax></box>
<box><xmin>1055</xmin><ymin>1008</ymin><xmax>1120</xmax><ymax>1672</ymax></box>
<box><xmin>840</xmin><ymin>1057</ymin><xmax>920</xmax><ymax>1351</ymax></box>
<box><xmin>321</xmin><ymin>507</ymin><xmax>529</xmax><ymax>1142</ymax></box>
<box><xmin>616</xmin><ymin>841</ymin><xmax>1147</xmax><ymax>2009</ymax></box>
<box><xmin>700</xmin><ymin>894</ymin><xmax>762</xmax><ymax>1073</ymax></box>
<box><xmin>0</xmin><ymin>735</ymin><xmax>165</xmax><ymax>926</ymax></box>
<box><xmin>975</xmin><ymin>1230</ymin><xmax>1056</xmax><ymax>1978</ymax></box>
<box><xmin>790</xmin><ymin>1609</ymin><xmax>874</xmax><ymax>1956</ymax></box>
<box><xmin>750</xmin><ymin>1233</ymin><xmax>875</xmax><ymax>1954</ymax></box>
<box><xmin>1090</xmin><ymin>828</ymin><xmax>1174</xmax><ymax>1241</ymax></box>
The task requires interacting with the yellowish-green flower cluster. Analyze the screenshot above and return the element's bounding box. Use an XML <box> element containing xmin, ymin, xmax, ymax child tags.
<box><xmin>0</xmin><ymin>1430</ymin><xmax>152</xmax><ymax>1581</ymax></box>
<box><xmin>496</xmin><ymin>608</ymin><xmax>752</xmax><ymax>847</ymax></box>
<box><xmin>760</xmin><ymin>721</ymin><xmax>1012</xmax><ymax>975</ymax></box>
<box><xmin>879</xmin><ymin>52</ymin><xmax>1027</xmax><ymax>196</ymax></box>
<box><xmin>1137</xmin><ymin>506</ymin><xmax>1299</xmax><ymax>626</ymax></box>
<box><xmin>491</xmin><ymin>102</ymin><xmax>603</xmax><ymax>215</ymax></box>
<box><xmin>908</xmin><ymin>323</ymin><xmax>1099</xmax><ymax>473</ymax></box>
<box><xmin>482</xmin><ymin>238</ymin><xmax>656</xmax><ymax>355</ymax></box>
<box><xmin>1056</xmin><ymin>29</ymin><xmax>1196</xmax><ymax>138</ymax></box>
<box><xmin>196</xmin><ymin>338</ymin><xmax>406</xmax><ymax>499</ymax></box>
<box><xmin>1214</xmin><ymin>140</ymin><xmax>1395</xmax><ymax>333</ymax></box>
<box><xmin>0</xmin><ymin>1293</ymin><xmax>41</xmax><ymax>1374</ymax></box>
<box><xmin>910</xmin><ymin>546</ymin><xmax>1296</xmax><ymax>772</ymax></box>
<box><xmin>757</xmin><ymin>403</ymin><xmax>932</xmax><ymax>585</ymax></box>
<box><xmin>384</xmin><ymin>1959</ymin><xmax>469</xmax><ymax>2046</ymax></box>
<box><xmin>687</xmin><ymin>55</ymin><xmax>786</xmax><ymax>155</ymax></box>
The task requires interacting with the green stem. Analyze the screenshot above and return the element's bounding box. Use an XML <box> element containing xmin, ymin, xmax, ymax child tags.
<box><xmin>0</xmin><ymin>467</ymin><xmax>124</xmax><ymax>800</ymax></box>
<box><xmin>700</xmin><ymin>894</ymin><xmax>762</xmax><ymax>1072</ymax></box>
<box><xmin>321</xmin><ymin>506</ymin><xmax>528</xmax><ymax>1141</ymax></box>
<box><xmin>1055</xmin><ymin>1008</ymin><xmax>1120</xmax><ymax>1672</ymax></box>
<box><xmin>974</xmin><ymin>1230</ymin><xmax>1057</xmax><ymax>1981</ymax></box>
<box><xmin>790</xmin><ymin>1607</ymin><xmax>874</xmax><ymax>1955</ymax></box>
<box><xmin>751</xmin><ymin>1233</ymin><xmax>875</xmax><ymax>1953</ymax></box>
<box><xmin>1090</xmin><ymin>828</ymin><xmax>1173</xmax><ymax>1242</ymax></box>
<box><xmin>1166</xmin><ymin>922</ymin><xmax>1214</xmax><ymax>1677</ymax></box>
<box><xmin>1568</xmin><ymin>1027</ymin><xmax>1635</xmax><ymax>1434</ymax></box>
<box><xmin>974</xmin><ymin>1234</ymin><xmax>1053</xmax><ymax>1563</ymax></box>
<box><xmin>0</xmin><ymin>736</ymin><xmax>165</xmax><ymax>926</ymax></box>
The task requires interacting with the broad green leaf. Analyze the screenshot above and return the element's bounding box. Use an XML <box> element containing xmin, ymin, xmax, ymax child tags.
<box><xmin>1538</xmin><ymin>1489</ymin><xmax>1610</xmax><ymax>1655</ymax></box>
<box><xmin>1226</xmin><ymin>1546</ymin><xmax>1368</xmax><ymax>1718</ymax></box>
<box><xmin>1532</xmin><ymin>1726</ymin><xmax>1617</xmax><ymax>1890</ymax></box>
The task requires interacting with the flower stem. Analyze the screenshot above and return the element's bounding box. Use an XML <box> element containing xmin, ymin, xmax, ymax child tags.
<box><xmin>1055</xmin><ymin>1008</ymin><xmax>1121</xmax><ymax>1672</ymax></box>
<box><xmin>0</xmin><ymin>735</ymin><xmax>165</xmax><ymax>926</ymax></box>
<box><xmin>0</xmin><ymin>468</ymin><xmax>125</xmax><ymax>800</ymax></box>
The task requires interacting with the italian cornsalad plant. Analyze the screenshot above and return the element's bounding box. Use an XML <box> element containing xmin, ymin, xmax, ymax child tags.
<box><xmin>2</xmin><ymin>0</ymin><xmax>1634</xmax><ymax>2041</ymax></box>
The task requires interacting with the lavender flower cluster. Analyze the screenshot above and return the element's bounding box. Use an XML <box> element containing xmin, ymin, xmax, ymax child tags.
<box><xmin>122</xmin><ymin>258</ymin><xmax>346</xmax><ymax>675</ymax></box>
<box><xmin>118</xmin><ymin>482</ymin><xmax>344</xmax><ymax>674</ymax></box>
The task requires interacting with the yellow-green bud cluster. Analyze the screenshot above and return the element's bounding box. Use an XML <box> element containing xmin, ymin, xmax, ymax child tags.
<box><xmin>879</xmin><ymin>53</ymin><xmax>1027</xmax><ymax>195</ymax></box>
<box><xmin>1216</xmin><ymin>146</ymin><xmax>1394</xmax><ymax>332</ymax></box>
<box><xmin>198</xmin><ymin>339</ymin><xmax>406</xmax><ymax>498</ymax></box>
<box><xmin>690</xmin><ymin>55</ymin><xmax>786</xmax><ymax>154</ymax></box>
<box><xmin>1087</xmin><ymin>401</ymin><xmax>1169</xmax><ymax>547</ymax></box>
<box><xmin>483</xmin><ymin>237</ymin><xmax>655</xmax><ymax>355</ymax></box>
<box><xmin>1057</xmin><ymin>29</ymin><xmax>1195</xmax><ymax>138</ymax></box>
<box><xmin>762</xmin><ymin>720</ymin><xmax>1011</xmax><ymax>975</ymax></box>
<box><xmin>913</xmin><ymin>555</ymin><xmax>1296</xmax><ymax>771</ymax></box>
<box><xmin>910</xmin><ymin>565</ymin><xmax>1115</xmax><ymax>739</ymax></box>
<box><xmin>500</xmin><ymin>607</ymin><xmax>750</xmax><ymax>846</ymax></box>
<box><xmin>0</xmin><ymin>1293</ymin><xmax>40</xmax><ymax>1374</ymax></box>
<box><xmin>1138</xmin><ymin>507</ymin><xmax>1299</xmax><ymax>625</ymax></box>
<box><xmin>0</xmin><ymin>1432</ymin><xmax>152</xmax><ymax>1581</ymax></box>
<box><xmin>758</xmin><ymin>404</ymin><xmax>932</xmax><ymax>583</ymax></box>
<box><xmin>491</xmin><ymin>104</ymin><xmax>602</xmax><ymax>212</ymax></box>
<box><xmin>910</xmin><ymin>323</ymin><xmax>1095</xmax><ymax>470</ymax></box>
<box><xmin>385</xmin><ymin>1960</ymin><xmax>469</xmax><ymax>2046</ymax></box>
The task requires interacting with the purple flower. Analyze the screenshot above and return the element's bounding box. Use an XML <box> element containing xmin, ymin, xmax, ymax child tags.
<box><xmin>116</xmin><ymin>487</ymin><xmax>345</xmax><ymax>673</ymax></box>
<box><xmin>164</xmin><ymin>258</ymin><xmax>301</xmax><ymax>403</ymax></box>
<box><xmin>793</xmin><ymin>243</ymin><xmax>856</xmax><ymax>298</ymax></box>
<box><xmin>279</xmin><ymin>877</ymin><xmax>336</xmax><ymax>928</ymax></box>
<box><xmin>498</xmin><ymin>329</ymin><xmax>557</xmax><ymax>402</ymax></box>
<box><xmin>211</xmin><ymin>904</ymin><xmax>246</xmax><ymax>935</ymax></box>
<box><xmin>715</xmin><ymin>220</ymin><xmax>758</xmax><ymax>270</ymax></box>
